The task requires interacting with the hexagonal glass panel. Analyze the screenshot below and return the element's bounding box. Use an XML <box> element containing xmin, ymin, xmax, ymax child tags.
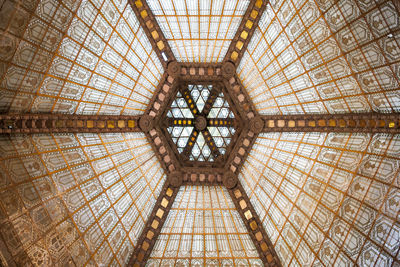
<box><xmin>165</xmin><ymin>84</ymin><xmax>237</xmax><ymax>162</ymax></box>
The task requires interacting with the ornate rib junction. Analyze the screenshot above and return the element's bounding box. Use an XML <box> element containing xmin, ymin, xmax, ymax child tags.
<box><xmin>2</xmin><ymin>0</ymin><xmax>400</xmax><ymax>266</ymax></box>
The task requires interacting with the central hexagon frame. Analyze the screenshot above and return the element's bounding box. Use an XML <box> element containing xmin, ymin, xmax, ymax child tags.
<box><xmin>160</xmin><ymin>80</ymin><xmax>241</xmax><ymax>167</ymax></box>
<box><xmin>140</xmin><ymin>61</ymin><xmax>263</xmax><ymax>187</ymax></box>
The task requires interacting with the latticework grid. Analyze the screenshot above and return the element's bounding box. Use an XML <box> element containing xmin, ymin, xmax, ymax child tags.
<box><xmin>0</xmin><ymin>133</ymin><xmax>165</xmax><ymax>266</ymax></box>
<box><xmin>147</xmin><ymin>0</ymin><xmax>251</xmax><ymax>62</ymax></box>
<box><xmin>0</xmin><ymin>0</ymin><xmax>162</xmax><ymax>115</ymax></box>
<box><xmin>238</xmin><ymin>0</ymin><xmax>400</xmax><ymax>114</ymax></box>
<box><xmin>240</xmin><ymin>132</ymin><xmax>400</xmax><ymax>266</ymax></box>
<box><xmin>147</xmin><ymin>185</ymin><xmax>263</xmax><ymax>266</ymax></box>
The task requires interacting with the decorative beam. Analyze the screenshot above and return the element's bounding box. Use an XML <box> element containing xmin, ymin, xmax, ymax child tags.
<box><xmin>145</xmin><ymin>73</ymin><xmax>178</xmax><ymax>120</ymax></box>
<box><xmin>164</xmin><ymin>118</ymin><xmax>194</xmax><ymax>127</ymax></box>
<box><xmin>181</xmin><ymin>129</ymin><xmax>199</xmax><ymax>158</ymax></box>
<box><xmin>260</xmin><ymin>113</ymin><xmax>400</xmax><ymax>133</ymax></box>
<box><xmin>223</xmin><ymin>74</ymin><xmax>258</xmax><ymax>120</ymax></box>
<box><xmin>0</xmin><ymin>114</ymin><xmax>141</xmax><ymax>134</ymax></box>
<box><xmin>128</xmin><ymin>0</ymin><xmax>175</xmax><ymax>68</ymax></box>
<box><xmin>227</xmin><ymin>175</ymin><xmax>282</xmax><ymax>267</ymax></box>
<box><xmin>226</xmin><ymin>126</ymin><xmax>258</xmax><ymax>175</ymax></box>
<box><xmin>145</xmin><ymin>126</ymin><xmax>181</xmax><ymax>174</ymax></box>
<box><xmin>223</xmin><ymin>0</ymin><xmax>268</xmax><ymax>66</ymax></box>
<box><xmin>202</xmin><ymin>128</ymin><xmax>221</xmax><ymax>158</ymax></box>
<box><xmin>127</xmin><ymin>179</ymin><xmax>180</xmax><ymax>266</ymax></box>
<box><xmin>180</xmin><ymin>86</ymin><xmax>200</xmax><ymax>116</ymax></box>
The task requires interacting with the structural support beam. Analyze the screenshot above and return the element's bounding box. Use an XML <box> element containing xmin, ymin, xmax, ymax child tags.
<box><xmin>224</xmin><ymin>0</ymin><xmax>268</xmax><ymax>66</ymax></box>
<box><xmin>0</xmin><ymin>114</ymin><xmax>141</xmax><ymax>134</ymax></box>
<box><xmin>181</xmin><ymin>167</ymin><xmax>224</xmax><ymax>185</ymax></box>
<box><xmin>228</xmin><ymin>180</ymin><xmax>282</xmax><ymax>266</ymax></box>
<box><xmin>128</xmin><ymin>0</ymin><xmax>175</xmax><ymax>68</ymax></box>
<box><xmin>180</xmin><ymin>86</ymin><xmax>200</xmax><ymax>115</ymax></box>
<box><xmin>227</xmin><ymin>129</ymin><xmax>256</xmax><ymax>173</ymax></box>
<box><xmin>261</xmin><ymin>113</ymin><xmax>400</xmax><ymax>133</ymax></box>
<box><xmin>127</xmin><ymin>179</ymin><xmax>180</xmax><ymax>266</ymax></box>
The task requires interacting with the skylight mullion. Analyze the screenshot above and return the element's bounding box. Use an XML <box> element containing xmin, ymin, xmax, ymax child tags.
<box><xmin>202</xmin><ymin>85</ymin><xmax>221</xmax><ymax>116</ymax></box>
<box><xmin>180</xmin><ymin>86</ymin><xmax>200</xmax><ymax>116</ymax></box>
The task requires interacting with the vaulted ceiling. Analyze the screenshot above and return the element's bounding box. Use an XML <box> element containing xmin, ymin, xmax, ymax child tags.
<box><xmin>0</xmin><ymin>0</ymin><xmax>399</xmax><ymax>266</ymax></box>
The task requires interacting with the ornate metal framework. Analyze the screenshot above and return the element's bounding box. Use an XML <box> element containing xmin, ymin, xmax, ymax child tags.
<box><xmin>1</xmin><ymin>0</ymin><xmax>400</xmax><ymax>266</ymax></box>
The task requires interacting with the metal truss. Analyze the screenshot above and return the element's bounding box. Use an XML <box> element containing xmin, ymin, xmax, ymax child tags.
<box><xmin>2</xmin><ymin>0</ymin><xmax>400</xmax><ymax>266</ymax></box>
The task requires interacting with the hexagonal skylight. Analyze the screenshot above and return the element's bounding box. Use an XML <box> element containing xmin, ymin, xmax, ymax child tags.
<box><xmin>165</xmin><ymin>84</ymin><xmax>236</xmax><ymax>162</ymax></box>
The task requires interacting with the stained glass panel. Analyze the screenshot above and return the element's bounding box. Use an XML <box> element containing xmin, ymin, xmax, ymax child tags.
<box><xmin>188</xmin><ymin>84</ymin><xmax>211</xmax><ymax>113</ymax></box>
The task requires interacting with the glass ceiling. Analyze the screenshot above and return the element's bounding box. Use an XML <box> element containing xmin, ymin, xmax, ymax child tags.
<box><xmin>166</xmin><ymin>84</ymin><xmax>236</xmax><ymax>162</ymax></box>
<box><xmin>0</xmin><ymin>0</ymin><xmax>399</xmax><ymax>266</ymax></box>
<box><xmin>0</xmin><ymin>132</ymin><xmax>165</xmax><ymax>266</ymax></box>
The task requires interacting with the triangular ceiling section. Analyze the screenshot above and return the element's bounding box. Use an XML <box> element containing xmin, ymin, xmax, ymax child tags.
<box><xmin>239</xmin><ymin>132</ymin><xmax>400</xmax><ymax>266</ymax></box>
<box><xmin>0</xmin><ymin>132</ymin><xmax>166</xmax><ymax>266</ymax></box>
<box><xmin>0</xmin><ymin>0</ymin><xmax>163</xmax><ymax>115</ymax></box>
<box><xmin>237</xmin><ymin>0</ymin><xmax>400</xmax><ymax>114</ymax></box>
<box><xmin>147</xmin><ymin>185</ymin><xmax>263</xmax><ymax>266</ymax></box>
<box><xmin>147</xmin><ymin>0</ymin><xmax>251</xmax><ymax>62</ymax></box>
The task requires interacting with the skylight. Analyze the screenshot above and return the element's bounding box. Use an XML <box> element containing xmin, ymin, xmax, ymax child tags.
<box><xmin>165</xmin><ymin>83</ymin><xmax>236</xmax><ymax>162</ymax></box>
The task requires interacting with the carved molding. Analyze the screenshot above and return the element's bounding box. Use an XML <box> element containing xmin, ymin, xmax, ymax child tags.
<box><xmin>223</xmin><ymin>170</ymin><xmax>238</xmax><ymax>189</ymax></box>
<box><xmin>166</xmin><ymin>60</ymin><xmax>180</xmax><ymax>78</ymax></box>
<box><xmin>250</xmin><ymin>116</ymin><xmax>264</xmax><ymax>134</ymax></box>
<box><xmin>139</xmin><ymin>115</ymin><xmax>154</xmax><ymax>132</ymax></box>
<box><xmin>168</xmin><ymin>171</ymin><xmax>183</xmax><ymax>188</ymax></box>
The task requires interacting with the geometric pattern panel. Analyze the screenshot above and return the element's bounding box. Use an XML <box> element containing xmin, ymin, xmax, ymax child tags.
<box><xmin>166</xmin><ymin>84</ymin><xmax>237</xmax><ymax>162</ymax></box>
<box><xmin>0</xmin><ymin>132</ymin><xmax>166</xmax><ymax>266</ymax></box>
<box><xmin>238</xmin><ymin>0</ymin><xmax>400</xmax><ymax>114</ymax></box>
<box><xmin>147</xmin><ymin>0</ymin><xmax>251</xmax><ymax>62</ymax></box>
<box><xmin>147</xmin><ymin>185</ymin><xmax>263</xmax><ymax>266</ymax></box>
<box><xmin>239</xmin><ymin>132</ymin><xmax>400</xmax><ymax>266</ymax></box>
<box><xmin>0</xmin><ymin>0</ymin><xmax>162</xmax><ymax>115</ymax></box>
